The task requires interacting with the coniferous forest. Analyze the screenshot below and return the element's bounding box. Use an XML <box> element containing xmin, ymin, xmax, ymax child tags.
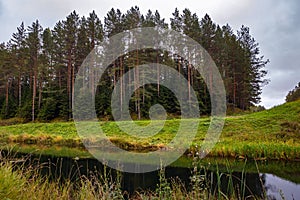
<box><xmin>0</xmin><ymin>6</ymin><xmax>269</xmax><ymax>121</ymax></box>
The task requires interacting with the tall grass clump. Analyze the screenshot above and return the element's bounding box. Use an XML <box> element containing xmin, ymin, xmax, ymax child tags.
<box><xmin>0</xmin><ymin>161</ymin><xmax>27</xmax><ymax>200</ymax></box>
<box><xmin>0</xmin><ymin>160</ymin><xmax>72</xmax><ymax>199</ymax></box>
<box><xmin>0</xmin><ymin>155</ymin><xmax>124</xmax><ymax>200</ymax></box>
<box><xmin>0</xmin><ymin>151</ymin><xmax>281</xmax><ymax>200</ymax></box>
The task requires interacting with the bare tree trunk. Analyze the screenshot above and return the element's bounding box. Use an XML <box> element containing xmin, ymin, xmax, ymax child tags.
<box><xmin>191</xmin><ymin>68</ymin><xmax>194</xmax><ymax>87</ymax></box>
<box><xmin>38</xmin><ymin>81</ymin><xmax>42</xmax><ymax>110</ymax></box>
<box><xmin>90</xmin><ymin>59</ymin><xmax>95</xmax><ymax>99</ymax></box>
<box><xmin>32</xmin><ymin>73</ymin><xmax>36</xmax><ymax>122</ymax></box>
<box><xmin>59</xmin><ymin>70</ymin><xmax>62</xmax><ymax>90</ymax></box>
<box><xmin>31</xmin><ymin>53</ymin><xmax>38</xmax><ymax>122</ymax></box>
<box><xmin>178</xmin><ymin>56</ymin><xmax>181</xmax><ymax>77</ymax></box>
<box><xmin>233</xmin><ymin>69</ymin><xmax>236</xmax><ymax>107</ymax></box>
<box><xmin>120</xmin><ymin>57</ymin><xmax>123</xmax><ymax>118</ymax></box>
<box><xmin>29</xmin><ymin>70</ymin><xmax>33</xmax><ymax>90</ymax></box>
<box><xmin>67</xmin><ymin>53</ymin><xmax>72</xmax><ymax>119</ymax></box>
<box><xmin>157</xmin><ymin>50</ymin><xmax>160</xmax><ymax>96</ymax></box>
<box><xmin>142</xmin><ymin>70</ymin><xmax>145</xmax><ymax>104</ymax></box>
<box><xmin>209</xmin><ymin>65</ymin><xmax>213</xmax><ymax>95</ymax></box>
<box><xmin>133</xmin><ymin>61</ymin><xmax>137</xmax><ymax>113</ymax></box>
<box><xmin>113</xmin><ymin>61</ymin><xmax>116</xmax><ymax>87</ymax></box>
<box><xmin>5</xmin><ymin>78</ymin><xmax>9</xmax><ymax>115</ymax></box>
<box><xmin>136</xmin><ymin>46</ymin><xmax>140</xmax><ymax>120</ymax></box>
<box><xmin>188</xmin><ymin>55</ymin><xmax>191</xmax><ymax>110</ymax></box>
<box><xmin>18</xmin><ymin>74</ymin><xmax>22</xmax><ymax>108</ymax></box>
<box><xmin>72</xmin><ymin>63</ymin><xmax>75</xmax><ymax>119</ymax></box>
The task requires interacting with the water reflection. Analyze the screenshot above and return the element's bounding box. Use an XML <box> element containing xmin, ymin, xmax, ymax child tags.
<box><xmin>4</xmin><ymin>152</ymin><xmax>299</xmax><ymax>199</ymax></box>
<box><xmin>264</xmin><ymin>173</ymin><xmax>300</xmax><ymax>200</ymax></box>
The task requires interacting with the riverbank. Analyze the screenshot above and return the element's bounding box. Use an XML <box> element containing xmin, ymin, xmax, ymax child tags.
<box><xmin>0</xmin><ymin>154</ymin><xmax>278</xmax><ymax>200</ymax></box>
<box><xmin>0</xmin><ymin>100</ymin><xmax>299</xmax><ymax>161</ymax></box>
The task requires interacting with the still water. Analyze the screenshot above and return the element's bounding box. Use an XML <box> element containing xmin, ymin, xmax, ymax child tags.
<box><xmin>264</xmin><ymin>173</ymin><xmax>300</xmax><ymax>200</ymax></box>
<box><xmin>3</xmin><ymin>149</ymin><xmax>299</xmax><ymax>200</ymax></box>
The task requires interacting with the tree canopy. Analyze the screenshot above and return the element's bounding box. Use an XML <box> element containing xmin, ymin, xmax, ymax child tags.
<box><xmin>0</xmin><ymin>7</ymin><xmax>269</xmax><ymax>121</ymax></box>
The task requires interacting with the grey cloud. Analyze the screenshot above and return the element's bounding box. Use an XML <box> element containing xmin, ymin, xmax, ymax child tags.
<box><xmin>0</xmin><ymin>1</ymin><xmax>3</xmax><ymax>16</ymax></box>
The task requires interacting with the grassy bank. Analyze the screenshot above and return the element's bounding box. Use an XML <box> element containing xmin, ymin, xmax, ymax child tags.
<box><xmin>0</xmin><ymin>155</ymin><xmax>268</xmax><ymax>200</ymax></box>
<box><xmin>0</xmin><ymin>158</ymin><xmax>125</xmax><ymax>200</ymax></box>
<box><xmin>0</xmin><ymin>100</ymin><xmax>299</xmax><ymax>161</ymax></box>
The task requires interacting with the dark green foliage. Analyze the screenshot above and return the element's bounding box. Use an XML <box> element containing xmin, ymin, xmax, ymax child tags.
<box><xmin>37</xmin><ymin>97</ymin><xmax>57</xmax><ymax>121</ymax></box>
<box><xmin>17</xmin><ymin>99</ymin><xmax>32</xmax><ymax>121</ymax></box>
<box><xmin>286</xmin><ymin>82</ymin><xmax>300</xmax><ymax>102</ymax></box>
<box><xmin>54</xmin><ymin>90</ymin><xmax>70</xmax><ymax>120</ymax></box>
<box><xmin>0</xmin><ymin>97</ymin><xmax>17</xmax><ymax>119</ymax></box>
<box><xmin>0</xmin><ymin>7</ymin><xmax>269</xmax><ymax>121</ymax></box>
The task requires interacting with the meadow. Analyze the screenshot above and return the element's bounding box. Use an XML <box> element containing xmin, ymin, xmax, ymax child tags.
<box><xmin>0</xmin><ymin>100</ymin><xmax>299</xmax><ymax>161</ymax></box>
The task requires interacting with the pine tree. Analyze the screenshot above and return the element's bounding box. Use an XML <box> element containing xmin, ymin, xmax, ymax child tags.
<box><xmin>0</xmin><ymin>8</ymin><xmax>270</xmax><ymax>120</ymax></box>
<box><xmin>0</xmin><ymin>43</ymin><xmax>16</xmax><ymax>118</ymax></box>
<box><xmin>87</xmin><ymin>10</ymin><xmax>104</xmax><ymax>48</ymax></box>
<box><xmin>181</xmin><ymin>9</ymin><xmax>201</xmax><ymax>111</ymax></box>
<box><xmin>124</xmin><ymin>6</ymin><xmax>143</xmax><ymax>119</ymax></box>
<box><xmin>170</xmin><ymin>8</ymin><xmax>182</xmax><ymax>33</ymax></box>
<box><xmin>27</xmin><ymin>20</ymin><xmax>43</xmax><ymax>121</ymax></box>
<box><xmin>63</xmin><ymin>11</ymin><xmax>79</xmax><ymax>119</ymax></box>
<box><xmin>41</xmin><ymin>28</ymin><xmax>55</xmax><ymax>87</ymax></box>
<box><xmin>11</xmin><ymin>22</ymin><xmax>28</xmax><ymax>109</ymax></box>
<box><xmin>104</xmin><ymin>8</ymin><xmax>125</xmax><ymax>119</ymax></box>
<box><xmin>237</xmin><ymin>25</ymin><xmax>269</xmax><ymax>108</ymax></box>
<box><xmin>86</xmin><ymin>11</ymin><xmax>104</xmax><ymax>99</ymax></box>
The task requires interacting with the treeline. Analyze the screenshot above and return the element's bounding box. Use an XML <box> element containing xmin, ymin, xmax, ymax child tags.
<box><xmin>0</xmin><ymin>6</ymin><xmax>269</xmax><ymax>121</ymax></box>
<box><xmin>286</xmin><ymin>82</ymin><xmax>300</xmax><ymax>102</ymax></box>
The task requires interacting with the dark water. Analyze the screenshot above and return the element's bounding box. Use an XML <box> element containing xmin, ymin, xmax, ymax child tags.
<box><xmin>3</xmin><ymin>151</ymin><xmax>300</xmax><ymax>200</ymax></box>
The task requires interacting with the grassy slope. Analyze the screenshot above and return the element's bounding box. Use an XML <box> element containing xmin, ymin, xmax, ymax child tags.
<box><xmin>0</xmin><ymin>100</ymin><xmax>299</xmax><ymax>160</ymax></box>
<box><xmin>210</xmin><ymin>100</ymin><xmax>300</xmax><ymax>160</ymax></box>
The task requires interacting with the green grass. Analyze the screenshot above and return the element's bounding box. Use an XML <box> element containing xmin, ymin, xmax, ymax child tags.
<box><xmin>0</xmin><ymin>158</ymin><xmax>124</xmax><ymax>200</ymax></box>
<box><xmin>1</xmin><ymin>144</ymin><xmax>92</xmax><ymax>158</ymax></box>
<box><xmin>209</xmin><ymin>100</ymin><xmax>300</xmax><ymax>160</ymax></box>
<box><xmin>0</xmin><ymin>155</ymin><xmax>267</xmax><ymax>200</ymax></box>
<box><xmin>0</xmin><ymin>100</ymin><xmax>300</xmax><ymax>160</ymax></box>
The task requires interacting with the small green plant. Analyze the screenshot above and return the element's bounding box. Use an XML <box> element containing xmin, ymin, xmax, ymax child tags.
<box><xmin>189</xmin><ymin>155</ymin><xmax>207</xmax><ymax>199</ymax></box>
<box><xmin>156</xmin><ymin>167</ymin><xmax>172</xmax><ymax>199</ymax></box>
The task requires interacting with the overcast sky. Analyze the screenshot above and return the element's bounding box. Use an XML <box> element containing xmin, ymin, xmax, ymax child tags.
<box><xmin>0</xmin><ymin>0</ymin><xmax>299</xmax><ymax>109</ymax></box>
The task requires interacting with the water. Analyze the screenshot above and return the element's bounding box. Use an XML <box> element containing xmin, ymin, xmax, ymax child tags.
<box><xmin>264</xmin><ymin>173</ymin><xmax>300</xmax><ymax>200</ymax></box>
<box><xmin>2</xmin><ymin>150</ymin><xmax>300</xmax><ymax>200</ymax></box>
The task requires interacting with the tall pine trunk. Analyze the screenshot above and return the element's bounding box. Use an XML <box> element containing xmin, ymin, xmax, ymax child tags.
<box><xmin>188</xmin><ymin>62</ymin><xmax>191</xmax><ymax>110</ymax></box>
<box><xmin>119</xmin><ymin>57</ymin><xmax>124</xmax><ymax>118</ymax></box>
<box><xmin>38</xmin><ymin>81</ymin><xmax>42</xmax><ymax>110</ymax></box>
<box><xmin>157</xmin><ymin>50</ymin><xmax>160</xmax><ymax>96</ymax></box>
<box><xmin>67</xmin><ymin>53</ymin><xmax>72</xmax><ymax>119</ymax></box>
<box><xmin>136</xmin><ymin>42</ymin><xmax>140</xmax><ymax>120</ymax></box>
<box><xmin>72</xmin><ymin>63</ymin><xmax>75</xmax><ymax>119</ymax></box>
<box><xmin>32</xmin><ymin>72</ymin><xmax>36</xmax><ymax>122</ymax></box>
<box><xmin>18</xmin><ymin>74</ymin><xmax>22</xmax><ymax>108</ymax></box>
<box><xmin>5</xmin><ymin>78</ymin><xmax>9</xmax><ymax>116</ymax></box>
<box><xmin>233</xmin><ymin>69</ymin><xmax>236</xmax><ymax>107</ymax></box>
